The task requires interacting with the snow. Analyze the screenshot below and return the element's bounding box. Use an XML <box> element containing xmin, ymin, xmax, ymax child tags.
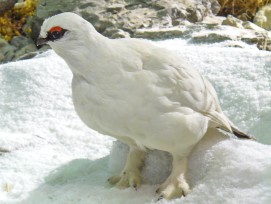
<box><xmin>1</xmin><ymin>39</ymin><xmax>271</xmax><ymax>204</ymax></box>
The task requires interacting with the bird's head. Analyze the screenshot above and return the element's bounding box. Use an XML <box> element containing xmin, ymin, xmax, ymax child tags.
<box><xmin>37</xmin><ymin>12</ymin><xmax>109</xmax><ymax>75</ymax></box>
<box><xmin>37</xmin><ymin>12</ymin><xmax>96</xmax><ymax>50</ymax></box>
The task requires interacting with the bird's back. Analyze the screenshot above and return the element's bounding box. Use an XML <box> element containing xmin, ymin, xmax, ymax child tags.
<box><xmin>112</xmin><ymin>38</ymin><xmax>232</xmax><ymax>132</ymax></box>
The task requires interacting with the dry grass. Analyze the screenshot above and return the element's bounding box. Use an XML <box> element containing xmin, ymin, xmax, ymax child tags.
<box><xmin>0</xmin><ymin>0</ymin><xmax>38</xmax><ymax>41</ymax></box>
<box><xmin>218</xmin><ymin>0</ymin><xmax>271</xmax><ymax>21</ymax></box>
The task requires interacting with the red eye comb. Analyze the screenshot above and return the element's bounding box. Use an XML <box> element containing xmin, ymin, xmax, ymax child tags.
<box><xmin>49</xmin><ymin>26</ymin><xmax>63</xmax><ymax>33</ymax></box>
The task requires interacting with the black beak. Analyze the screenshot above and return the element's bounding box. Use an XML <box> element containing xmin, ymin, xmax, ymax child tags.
<box><xmin>36</xmin><ymin>37</ymin><xmax>48</xmax><ymax>46</ymax></box>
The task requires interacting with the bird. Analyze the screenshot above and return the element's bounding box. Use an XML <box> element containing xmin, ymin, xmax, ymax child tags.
<box><xmin>37</xmin><ymin>12</ymin><xmax>253</xmax><ymax>200</ymax></box>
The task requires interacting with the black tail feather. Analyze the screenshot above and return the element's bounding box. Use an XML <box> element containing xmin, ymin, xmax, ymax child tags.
<box><xmin>231</xmin><ymin>126</ymin><xmax>256</xmax><ymax>140</ymax></box>
<box><xmin>218</xmin><ymin>126</ymin><xmax>256</xmax><ymax>140</ymax></box>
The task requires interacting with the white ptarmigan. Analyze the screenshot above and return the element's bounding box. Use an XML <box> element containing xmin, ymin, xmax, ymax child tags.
<box><xmin>37</xmin><ymin>12</ymin><xmax>253</xmax><ymax>200</ymax></box>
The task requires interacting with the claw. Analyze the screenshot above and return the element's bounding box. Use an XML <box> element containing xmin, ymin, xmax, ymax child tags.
<box><xmin>157</xmin><ymin>195</ymin><xmax>164</xmax><ymax>201</ymax></box>
<box><xmin>155</xmin><ymin>188</ymin><xmax>160</xmax><ymax>194</ymax></box>
<box><xmin>107</xmin><ymin>148</ymin><xmax>146</xmax><ymax>191</ymax></box>
<box><xmin>107</xmin><ymin>176</ymin><xmax>121</xmax><ymax>185</ymax></box>
<box><xmin>182</xmin><ymin>191</ymin><xmax>186</xmax><ymax>197</ymax></box>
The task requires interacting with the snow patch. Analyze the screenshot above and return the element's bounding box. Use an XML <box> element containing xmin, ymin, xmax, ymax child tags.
<box><xmin>0</xmin><ymin>40</ymin><xmax>271</xmax><ymax>204</ymax></box>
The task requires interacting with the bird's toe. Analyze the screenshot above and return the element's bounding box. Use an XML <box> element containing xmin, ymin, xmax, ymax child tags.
<box><xmin>157</xmin><ymin>180</ymin><xmax>190</xmax><ymax>200</ymax></box>
<box><xmin>107</xmin><ymin>175</ymin><xmax>121</xmax><ymax>185</ymax></box>
<box><xmin>109</xmin><ymin>170</ymin><xmax>142</xmax><ymax>190</ymax></box>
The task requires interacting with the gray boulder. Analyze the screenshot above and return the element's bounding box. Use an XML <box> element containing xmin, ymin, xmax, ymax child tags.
<box><xmin>0</xmin><ymin>36</ymin><xmax>37</xmax><ymax>63</ymax></box>
<box><xmin>29</xmin><ymin>0</ymin><xmax>221</xmax><ymax>40</ymax></box>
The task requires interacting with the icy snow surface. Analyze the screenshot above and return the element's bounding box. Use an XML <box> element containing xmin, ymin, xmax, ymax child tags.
<box><xmin>1</xmin><ymin>39</ymin><xmax>271</xmax><ymax>204</ymax></box>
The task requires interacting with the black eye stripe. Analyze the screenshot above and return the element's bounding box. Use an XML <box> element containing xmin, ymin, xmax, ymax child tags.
<box><xmin>47</xmin><ymin>29</ymin><xmax>67</xmax><ymax>42</ymax></box>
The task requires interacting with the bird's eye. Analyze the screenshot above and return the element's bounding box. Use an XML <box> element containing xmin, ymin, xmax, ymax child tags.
<box><xmin>50</xmin><ymin>31</ymin><xmax>61</xmax><ymax>40</ymax></box>
<box><xmin>47</xmin><ymin>26</ymin><xmax>67</xmax><ymax>42</ymax></box>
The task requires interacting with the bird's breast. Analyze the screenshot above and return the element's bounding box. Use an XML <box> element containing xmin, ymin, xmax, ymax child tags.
<box><xmin>71</xmin><ymin>72</ymin><xmax>179</xmax><ymax>138</ymax></box>
<box><xmin>71</xmin><ymin>73</ymin><xmax>149</xmax><ymax>136</ymax></box>
<box><xmin>70</xmin><ymin>67</ymin><xmax>210</xmax><ymax>152</ymax></box>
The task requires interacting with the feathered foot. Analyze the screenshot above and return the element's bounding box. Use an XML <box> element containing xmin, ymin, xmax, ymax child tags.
<box><xmin>108</xmin><ymin>146</ymin><xmax>146</xmax><ymax>190</ymax></box>
<box><xmin>156</xmin><ymin>156</ymin><xmax>190</xmax><ymax>200</ymax></box>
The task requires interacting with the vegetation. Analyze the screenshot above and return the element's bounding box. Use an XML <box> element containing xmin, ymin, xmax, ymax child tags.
<box><xmin>218</xmin><ymin>0</ymin><xmax>271</xmax><ymax>21</ymax></box>
<box><xmin>0</xmin><ymin>0</ymin><xmax>38</xmax><ymax>41</ymax></box>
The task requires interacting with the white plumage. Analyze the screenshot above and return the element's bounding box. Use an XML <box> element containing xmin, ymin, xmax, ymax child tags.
<box><xmin>38</xmin><ymin>12</ymin><xmax>252</xmax><ymax>200</ymax></box>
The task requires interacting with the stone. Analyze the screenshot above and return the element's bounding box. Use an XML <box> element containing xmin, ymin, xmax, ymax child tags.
<box><xmin>190</xmin><ymin>26</ymin><xmax>268</xmax><ymax>45</ymax></box>
<box><xmin>28</xmin><ymin>0</ymin><xmax>221</xmax><ymax>42</ymax></box>
<box><xmin>240</xmin><ymin>34</ymin><xmax>261</xmax><ymax>44</ymax></box>
<box><xmin>0</xmin><ymin>52</ymin><xmax>4</xmax><ymax>63</ymax></box>
<box><xmin>192</xmin><ymin>32</ymin><xmax>237</xmax><ymax>43</ymax></box>
<box><xmin>201</xmin><ymin>16</ymin><xmax>225</xmax><ymax>26</ymax></box>
<box><xmin>10</xmin><ymin>36</ymin><xmax>35</xmax><ymax>48</ymax></box>
<box><xmin>210</xmin><ymin>0</ymin><xmax>221</xmax><ymax>15</ymax></box>
<box><xmin>242</xmin><ymin>21</ymin><xmax>265</xmax><ymax>32</ymax></box>
<box><xmin>254</xmin><ymin>4</ymin><xmax>271</xmax><ymax>30</ymax></box>
<box><xmin>38</xmin><ymin>45</ymin><xmax>51</xmax><ymax>52</ymax></box>
<box><xmin>2</xmin><ymin>0</ymin><xmax>271</xmax><ymax>63</ymax></box>
<box><xmin>14</xmin><ymin>44</ymin><xmax>37</xmax><ymax>60</ymax></box>
<box><xmin>2</xmin><ymin>47</ymin><xmax>16</xmax><ymax>62</ymax></box>
<box><xmin>0</xmin><ymin>44</ymin><xmax>16</xmax><ymax>56</ymax></box>
<box><xmin>152</xmin><ymin>0</ymin><xmax>220</xmax><ymax>24</ymax></box>
<box><xmin>256</xmin><ymin>32</ymin><xmax>271</xmax><ymax>51</ymax></box>
<box><xmin>106</xmin><ymin>4</ymin><xmax>125</xmax><ymax>13</ymax></box>
<box><xmin>222</xmin><ymin>15</ymin><xmax>244</xmax><ymax>29</ymax></box>
<box><xmin>111</xmin><ymin>29</ymin><xmax>131</xmax><ymax>38</ymax></box>
<box><xmin>16</xmin><ymin>51</ymin><xmax>39</xmax><ymax>61</ymax></box>
<box><xmin>134</xmin><ymin>26</ymin><xmax>187</xmax><ymax>39</ymax></box>
<box><xmin>0</xmin><ymin>38</ymin><xmax>8</xmax><ymax>48</ymax></box>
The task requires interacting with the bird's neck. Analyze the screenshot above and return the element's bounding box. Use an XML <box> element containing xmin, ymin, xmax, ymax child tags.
<box><xmin>54</xmin><ymin>34</ymin><xmax>116</xmax><ymax>80</ymax></box>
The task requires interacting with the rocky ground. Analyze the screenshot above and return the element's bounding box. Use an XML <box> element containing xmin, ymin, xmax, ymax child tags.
<box><xmin>1</xmin><ymin>0</ymin><xmax>271</xmax><ymax>63</ymax></box>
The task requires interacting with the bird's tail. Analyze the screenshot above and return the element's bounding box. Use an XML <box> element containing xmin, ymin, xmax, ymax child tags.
<box><xmin>230</xmin><ymin>125</ymin><xmax>256</xmax><ymax>140</ymax></box>
<box><xmin>204</xmin><ymin>111</ymin><xmax>256</xmax><ymax>140</ymax></box>
<box><xmin>218</xmin><ymin>124</ymin><xmax>256</xmax><ymax>140</ymax></box>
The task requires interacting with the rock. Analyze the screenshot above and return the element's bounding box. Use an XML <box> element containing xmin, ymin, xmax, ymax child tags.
<box><xmin>0</xmin><ymin>35</ymin><xmax>39</xmax><ymax>63</ymax></box>
<box><xmin>103</xmin><ymin>28</ymin><xmax>131</xmax><ymax>38</ymax></box>
<box><xmin>111</xmin><ymin>29</ymin><xmax>130</xmax><ymax>39</ymax></box>
<box><xmin>242</xmin><ymin>21</ymin><xmax>265</xmax><ymax>32</ymax></box>
<box><xmin>152</xmin><ymin>0</ymin><xmax>220</xmax><ymax>23</ymax></box>
<box><xmin>14</xmin><ymin>1</ymin><xmax>27</xmax><ymax>9</ymax></box>
<box><xmin>222</xmin><ymin>15</ymin><xmax>244</xmax><ymax>29</ymax></box>
<box><xmin>0</xmin><ymin>52</ymin><xmax>4</xmax><ymax>62</ymax></box>
<box><xmin>0</xmin><ymin>0</ymin><xmax>16</xmax><ymax>16</ymax></box>
<box><xmin>0</xmin><ymin>44</ymin><xmax>15</xmax><ymax>56</ymax></box>
<box><xmin>116</xmin><ymin>8</ymin><xmax>157</xmax><ymax>33</ymax></box>
<box><xmin>28</xmin><ymin>0</ymin><xmax>221</xmax><ymax>41</ymax></box>
<box><xmin>240</xmin><ymin>33</ymin><xmax>261</xmax><ymax>44</ymax></box>
<box><xmin>16</xmin><ymin>51</ymin><xmax>40</xmax><ymax>61</ymax></box>
<box><xmin>10</xmin><ymin>36</ymin><xmax>35</xmax><ymax>48</ymax></box>
<box><xmin>134</xmin><ymin>26</ymin><xmax>187</xmax><ymax>39</ymax></box>
<box><xmin>38</xmin><ymin>45</ymin><xmax>51</xmax><ymax>52</ymax></box>
<box><xmin>254</xmin><ymin>4</ymin><xmax>271</xmax><ymax>30</ymax></box>
<box><xmin>4</xmin><ymin>0</ymin><xmax>271</xmax><ymax>63</ymax></box>
<box><xmin>106</xmin><ymin>4</ymin><xmax>125</xmax><ymax>13</ymax></box>
<box><xmin>14</xmin><ymin>44</ymin><xmax>37</xmax><ymax>60</ymax></box>
<box><xmin>0</xmin><ymin>38</ymin><xmax>8</xmax><ymax>48</ymax></box>
<box><xmin>210</xmin><ymin>0</ymin><xmax>221</xmax><ymax>15</ymax></box>
<box><xmin>201</xmin><ymin>16</ymin><xmax>226</xmax><ymax>26</ymax></box>
<box><xmin>0</xmin><ymin>44</ymin><xmax>16</xmax><ymax>62</ymax></box>
<box><xmin>192</xmin><ymin>31</ymin><xmax>237</xmax><ymax>43</ymax></box>
<box><xmin>191</xmin><ymin>26</ymin><xmax>267</xmax><ymax>44</ymax></box>
<box><xmin>256</xmin><ymin>32</ymin><xmax>271</xmax><ymax>51</ymax></box>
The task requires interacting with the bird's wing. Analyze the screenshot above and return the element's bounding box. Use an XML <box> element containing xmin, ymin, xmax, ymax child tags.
<box><xmin>140</xmin><ymin>45</ymin><xmax>232</xmax><ymax>132</ymax></box>
<box><xmin>118</xmin><ymin>38</ymin><xmax>232</xmax><ymax>132</ymax></box>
